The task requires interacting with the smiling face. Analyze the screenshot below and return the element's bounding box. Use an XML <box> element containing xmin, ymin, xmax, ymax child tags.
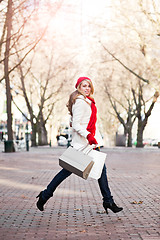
<box><xmin>79</xmin><ymin>80</ymin><xmax>92</xmax><ymax>97</ymax></box>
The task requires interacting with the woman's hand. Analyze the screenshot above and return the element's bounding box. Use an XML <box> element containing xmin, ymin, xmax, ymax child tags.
<box><xmin>87</xmin><ymin>133</ymin><xmax>98</xmax><ymax>145</ymax></box>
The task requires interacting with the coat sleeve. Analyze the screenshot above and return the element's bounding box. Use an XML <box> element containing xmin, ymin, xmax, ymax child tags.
<box><xmin>72</xmin><ymin>99</ymin><xmax>90</xmax><ymax>138</ymax></box>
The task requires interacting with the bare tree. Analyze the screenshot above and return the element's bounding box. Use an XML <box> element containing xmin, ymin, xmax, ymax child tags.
<box><xmin>103</xmin><ymin>48</ymin><xmax>159</xmax><ymax>147</ymax></box>
<box><xmin>98</xmin><ymin>0</ymin><xmax>160</xmax><ymax>147</ymax></box>
<box><xmin>1</xmin><ymin>0</ymin><xmax>44</xmax><ymax>150</ymax></box>
<box><xmin>4</xmin><ymin>0</ymin><xmax>14</xmax><ymax>150</ymax></box>
<box><xmin>132</xmin><ymin>81</ymin><xmax>159</xmax><ymax>147</ymax></box>
<box><xmin>13</xmin><ymin>43</ymin><xmax>74</xmax><ymax>146</ymax></box>
<box><xmin>1</xmin><ymin>0</ymin><xmax>64</xmax><ymax>150</ymax></box>
<box><xmin>16</xmin><ymin>64</ymin><xmax>62</xmax><ymax>146</ymax></box>
<box><xmin>105</xmin><ymin>80</ymin><xmax>136</xmax><ymax>147</ymax></box>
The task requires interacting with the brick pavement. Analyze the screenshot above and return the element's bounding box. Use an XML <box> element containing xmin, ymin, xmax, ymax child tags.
<box><xmin>0</xmin><ymin>145</ymin><xmax>159</xmax><ymax>240</ymax></box>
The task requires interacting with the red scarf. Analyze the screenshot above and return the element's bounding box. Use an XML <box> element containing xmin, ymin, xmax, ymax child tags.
<box><xmin>86</xmin><ymin>96</ymin><xmax>97</xmax><ymax>136</ymax></box>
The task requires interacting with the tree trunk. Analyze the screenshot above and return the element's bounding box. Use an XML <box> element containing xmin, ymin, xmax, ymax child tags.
<box><xmin>136</xmin><ymin>101</ymin><xmax>156</xmax><ymax>148</ymax></box>
<box><xmin>38</xmin><ymin>122</ymin><xmax>48</xmax><ymax>146</ymax></box>
<box><xmin>127</xmin><ymin>129</ymin><xmax>132</xmax><ymax>147</ymax></box>
<box><xmin>37</xmin><ymin>111</ymin><xmax>48</xmax><ymax>146</ymax></box>
<box><xmin>136</xmin><ymin>119</ymin><xmax>144</xmax><ymax>148</ymax></box>
<box><xmin>4</xmin><ymin>0</ymin><xmax>15</xmax><ymax>151</ymax></box>
<box><xmin>31</xmin><ymin>123</ymin><xmax>37</xmax><ymax>147</ymax></box>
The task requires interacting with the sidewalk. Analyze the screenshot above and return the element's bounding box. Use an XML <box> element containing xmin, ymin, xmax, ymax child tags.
<box><xmin>0</xmin><ymin>146</ymin><xmax>159</xmax><ymax>240</ymax></box>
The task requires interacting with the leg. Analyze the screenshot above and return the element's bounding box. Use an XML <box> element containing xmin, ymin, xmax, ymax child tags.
<box><xmin>98</xmin><ymin>164</ymin><xmax>123</xmax><ymax>214</ymax></box>
<box><xmin>98</xmin><ymin>164</ymin><xmax>113</xmax><ymax>203</ymax></box>
<box><xmin>36</xmin><ymin>168</ymin><xmax>72</xmax><ymax>211</ymax></box>
<box><xmin>42</xmin><ymin>168</ymin><xmax>72</xmax><ymax>201</ymax></box>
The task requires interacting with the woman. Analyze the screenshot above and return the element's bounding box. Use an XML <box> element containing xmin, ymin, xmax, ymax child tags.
<box><xmin>36</xmin><ymin>77</ymin><xmax>123</xmax><ymax>214</ymax></box>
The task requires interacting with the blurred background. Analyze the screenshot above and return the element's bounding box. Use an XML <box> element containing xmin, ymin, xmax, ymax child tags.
<box><xmin>0</xmin><ymin>0</ymin><xmax>160</xmax><ymax>151</ymax></box>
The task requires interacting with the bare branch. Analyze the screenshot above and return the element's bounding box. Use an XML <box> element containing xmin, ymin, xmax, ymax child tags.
<box><xmin>0</xmin><ymin>27</ymin><xmax>47</xmax><ymax>83</ymax></box>
<box><xmin>12</xmin><ymin>97</ymin><xmax>30</xmax><ymax>122</ymax></box>
<box><xmin>101</xmin><ymin>42</ymin><xmax>150</xmax><ymax>84</ymax></box>
<box><xmin>0</xmin><ymin>13</ymin><xmax>7</xmax><ymax>57</ymax></box>
<box><xmin>105</xmin><ymin>85</ymin><xmax>126</xmax><ymax>127</ymax></box>
<box><xmin>131</xmin><ymin>88</ymin><xmax>138</xmax><ymax>107</ymax></box>
<box><xmin>44</xmin><ymin>103</ymin><xmax>55</xmax><ymax>124</ymax></box>
<box><xmin>15</xmin><ymin>50</ymin><xmax>36</xmax><ymax>121</ymax></box>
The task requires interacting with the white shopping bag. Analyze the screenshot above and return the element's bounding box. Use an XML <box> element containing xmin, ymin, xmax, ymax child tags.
<box><xmin>88</xmin><ymin>149</ymin><xmax>107</xmax><ymax>179</ymax></box>
<box><xmin>59</xmin><ymin>146</ymin><xmax>94</xmax><ymax>180</ymax></box>
<box><xmin>81</xmin><ymin>145</ymin><xmax>107</xmax><ymax>180</ymax></box>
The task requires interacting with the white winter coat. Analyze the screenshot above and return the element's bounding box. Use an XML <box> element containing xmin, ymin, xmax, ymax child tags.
<box><xmin>71</xmin><ymin>95</ymin><xmax>103</xmax><ymax>148</ymax></box>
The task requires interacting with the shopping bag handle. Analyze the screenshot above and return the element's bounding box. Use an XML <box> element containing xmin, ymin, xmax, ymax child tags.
<box><xmin>77</xmin><ymin>144</ymin><xmax>96</xmax><ymax>154</ymax></box>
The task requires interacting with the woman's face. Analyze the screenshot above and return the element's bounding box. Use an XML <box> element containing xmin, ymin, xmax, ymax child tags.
<box><xmin>79</xmin><ymin>80</ymin><xmax>91</xmax><ymax>96</ymax></box>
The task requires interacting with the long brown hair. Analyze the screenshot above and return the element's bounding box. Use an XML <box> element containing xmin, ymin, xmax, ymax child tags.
<box><xmin>66</xmin><ymin>79</ymin><xmax>94</xmax><ymax>115</ymax></box>
<box><xmin>66</xmin><ymin>90</ymin><xmax>80</xmax><ymax>116</ymax></box>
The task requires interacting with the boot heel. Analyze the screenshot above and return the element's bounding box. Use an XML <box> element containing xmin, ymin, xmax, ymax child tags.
<box><xmin>36</xmin><ymin>191</ymin><xmax>46</xmax><ymax>211</ymax></box>
<box><xmin>105</xmin><ymin>209</ymin><xmax>108</xmax><ymax>214</ymax></box>
<box><xmin>103</xmin><ymin>201</ymin><xmax>123</xmax><ymax>214</ymax></box>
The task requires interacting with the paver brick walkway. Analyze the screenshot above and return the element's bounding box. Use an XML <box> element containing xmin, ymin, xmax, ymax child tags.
<box><xmin>0</xmin><ymin>145</ymin><xmax>159</xmax><ymax>240</ymax></box>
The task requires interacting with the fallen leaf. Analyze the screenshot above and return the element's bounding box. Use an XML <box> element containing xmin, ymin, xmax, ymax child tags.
<box><xmin>74</xmin><ymin>208</ymin><xmax>82</xmax><ymax>211</ymax></box>
<box><xmin>131</xmin><ymin>200</ymin><xmax>143</xmax><ymax>204</ymax></box>
<box><xmin>96</xmin><ymin>210</ymin><xmax>106</xmax><ymax>214</ymax></box>
<box><xmin>21</xmin><ymin>195</ymin><xmax>28</xmax><ymax>199</ymax></box>
<box><xmin>58</xmin><ymin>213</ymin><xmax>66</xmax><ymax>216</ymax></box>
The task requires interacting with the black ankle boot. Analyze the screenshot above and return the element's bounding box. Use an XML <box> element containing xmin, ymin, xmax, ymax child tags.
<box><xmin>103</xmin><ymin>201</ymin><xmax>123</xmax><ymax>214</ymax></box>
<box><xmin>36</xmin><ymin>191</ymin><xmax>46</xmax><ymax>211</ymax></box>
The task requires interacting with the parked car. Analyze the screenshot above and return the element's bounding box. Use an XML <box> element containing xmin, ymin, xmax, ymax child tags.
<box><xmin>57</xmin><ymin>125</ymin><xmax>72</xmax><ymax>146</ymax></box>
<box><xmin>150</xmin><ymin>139</ymin><xmax>159</xmax><ymax>147</ymax></box>
<box><xmin>57</xmin><ymin>135</ymin><xmax>68</xmax><ymax>146</ymax></box>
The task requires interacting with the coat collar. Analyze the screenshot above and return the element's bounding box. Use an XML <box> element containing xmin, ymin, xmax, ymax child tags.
<box><xmin>77</xmin><ymin>94</ymin><xmax>91</xmax><ymax>104</ymax></box>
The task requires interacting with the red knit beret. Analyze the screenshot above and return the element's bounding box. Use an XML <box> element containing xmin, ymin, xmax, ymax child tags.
<box><xmin>75</xmin><ymin>77</ymin><xmax>92</xmax><ymax>89</ymax></box>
